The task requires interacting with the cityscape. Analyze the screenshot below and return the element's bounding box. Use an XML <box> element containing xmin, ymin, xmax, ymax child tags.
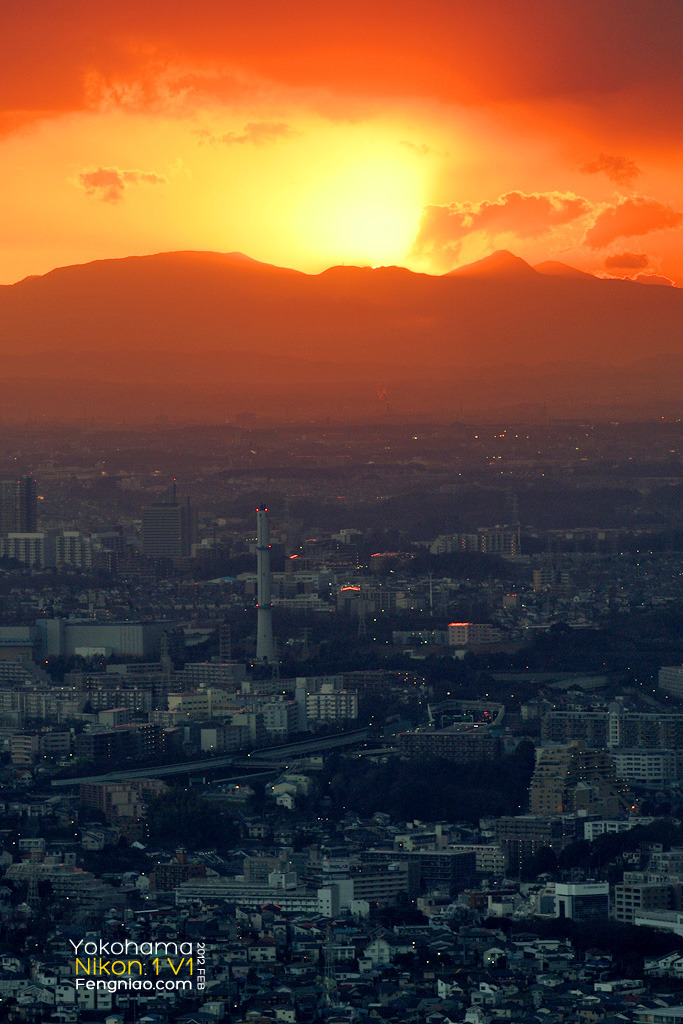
<box><xmin>0</xmin><ymin>419</ymin><xmax>681</xmax><ymax>1022</ymax></box>
<box><xmin>2</xmin><ymin>0</ymin><xmax>683</xmax><ymax>1021</ymax></box>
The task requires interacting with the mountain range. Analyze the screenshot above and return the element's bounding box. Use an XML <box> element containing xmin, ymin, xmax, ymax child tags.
<box><xmin>0</xmin><ymin>249</ymin><xmax>680</xmax><ymax>422</ymax></box>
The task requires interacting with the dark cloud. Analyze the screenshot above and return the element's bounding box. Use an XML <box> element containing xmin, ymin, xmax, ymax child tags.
<box><xmin>411</xmin><ymin>190</ymin><xmax>590</xmax><ymax>259</ymax></box>
<box><xmin>633</xmin><ymin>272</ymin><xmax>674</xmax><ymax>286</ymax></box>
<box><xmin>3</xmin><ymin>1</ymin><xmax>683</xmax><ymax>140</ymax></box>
<box><xmin>585</xmin><ymin>196</ymin><xmax>682</xmax><ymax>249</ymax></box>
<box><xmin>603</xmin><ymin>252</ymin><xmax>650</xmax><ymax>270</ymax></box>
<box><xmin>195</xmin><ymin>122</ymin><xmax>298</xmax><ymax>145</ymax></box>
<box><xmin>77</xmin><ymin>166</ymin><xmax>166</xmax><ymax>202</ymax></box>
<box><xmin>580</xmin><ymin>153</ymin><xmax>641</xmax><ymax>183</ymax></box>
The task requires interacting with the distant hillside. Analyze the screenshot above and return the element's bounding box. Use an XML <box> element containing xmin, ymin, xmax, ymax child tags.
<box><xmin>0</xmin><ymin>249</ymin><xmax>680</xmax><ymax>422</ymax></box>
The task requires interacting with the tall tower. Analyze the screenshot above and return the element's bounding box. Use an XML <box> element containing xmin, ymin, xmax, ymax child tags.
<box><xmin>255</xmin><ymin>507</ymin><xmax>275</xmax><ymax>664</ymax></box>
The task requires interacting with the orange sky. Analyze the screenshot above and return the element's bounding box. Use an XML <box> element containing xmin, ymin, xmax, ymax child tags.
<box><xmin>2</xmin><ymin>0</ymin><xmax>682</xmax><ymax>284</ymax></box>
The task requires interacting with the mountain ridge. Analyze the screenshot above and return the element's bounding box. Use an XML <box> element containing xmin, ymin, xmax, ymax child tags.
<box><xmin>7</xmin><ymin>247</ymin><xmax>678</xmax><ymax>289</ymax></box>
<box><xmin>0</xmin><ymin>248</ymin><xmax>680</xmax><ymax>422</ymax></box>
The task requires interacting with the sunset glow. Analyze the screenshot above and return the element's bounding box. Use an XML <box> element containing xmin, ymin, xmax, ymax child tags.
<box><xmin>1</xmin><ymin>0</ymin><xmax>682</xmax><ymax>284</ymax></box>
<box><xmin>293</xmin><ymin>145</ymin><xmax>425</xmax><ymax>267</ymax></box>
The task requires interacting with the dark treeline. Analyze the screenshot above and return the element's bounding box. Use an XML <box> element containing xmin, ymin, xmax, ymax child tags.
<box><xmin>144</xmin><ymin>788</ymin><xmax>239</xmax><ymax>852</ymax></box>
<box><xmin>501</xmin><ymin>916</ymin><xmax>683</xmax><ymax>975</ymax></box>
<box><xmin>319</xmin><ymin>740</ymin><xmax>535</xmax><ymax>822</ymax></box>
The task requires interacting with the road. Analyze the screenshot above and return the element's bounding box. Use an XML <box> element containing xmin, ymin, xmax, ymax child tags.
<box><xmin>50</xmin><ymin>728</ymin><xmax>370</xmax><ymax>787</ymax></box>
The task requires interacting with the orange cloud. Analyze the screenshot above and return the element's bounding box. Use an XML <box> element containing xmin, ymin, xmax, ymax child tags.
<box><xmin>195</xmin><ymin>122</ymin><xmax>299</xmax><ymax>145</ymax></box>
<box><xmin>411</xmin><ymin>190</ymin><xmax>590</xmax><ymax>259</ymax></box>
<box><xmin>580</xmin><ymin>153</ymin><xmax>641</xmax><ymax>184</ymax></box>
<box><xmin>77</xmin><ymin>166</ymin><xmax>166</xmax><ymax>203</ymax></box>
<box><xmin>585</xmin><ymin>196</ymin><xmax>682</xmax><ymax>249</ymax></box>
<box><xmin>604</xmin><ymin>252</ymin><xmax>649</xmax><ymax>270</ymax></box>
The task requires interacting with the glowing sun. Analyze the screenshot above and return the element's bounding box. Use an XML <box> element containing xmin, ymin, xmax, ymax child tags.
<box><xmin>294</xmin><ymin>150</ymin><xmax>423</xmax><ymax>266</ymax></box>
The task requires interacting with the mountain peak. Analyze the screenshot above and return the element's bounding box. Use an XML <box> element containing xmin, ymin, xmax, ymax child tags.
<box><xmin>447</xmin><ymin>250</ymin><xmax>538</xmax><ymax>278</ymax></box>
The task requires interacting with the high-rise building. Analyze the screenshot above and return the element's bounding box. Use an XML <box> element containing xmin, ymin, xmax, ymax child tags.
<box><xmin>142</xmin><ymin>485</ymin><xmax>196</xmax><ymax>562</ymax></box>
<box><xmin>0</xmin><ymin>477</ymin><xmax>37</xmax><ymax>535</ymax></box>
<box><xmin>530</xmin><ymin>742</ymin><xmax>626</xmax><ymax>816</ymax></box>
<box><xmin>255</xmin><ymin>507</ymin><xmax>276</xmax><ymax>664</ymax></box>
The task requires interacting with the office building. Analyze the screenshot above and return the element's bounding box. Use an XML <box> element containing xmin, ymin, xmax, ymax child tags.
<box><xmin>29</xmin><ymin>618</ymin><xmax>172</xmax><ymax>659</ymax></box>
<box><xmin>142</xmin><ymin>486</ymin><xmax>196</xmax><ymax>562</ymax></box>
<box><xmin>555</xmin><ymin>881</ymin><xmax>609</xmax><ymax>920</ymax></box>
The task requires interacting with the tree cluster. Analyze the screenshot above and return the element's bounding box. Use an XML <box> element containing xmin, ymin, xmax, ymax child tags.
<box><xmin>144</xmin><ymin>788</ymin><xmax>238</xmax><ymax>852</ymax></box>
<box><xmin>319</xmin><ymin>740</ymin><xmax>535</xmax><ymax>822</ymax></box>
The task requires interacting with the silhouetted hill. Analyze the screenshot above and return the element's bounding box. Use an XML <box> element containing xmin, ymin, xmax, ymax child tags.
<box><xmin>0</xmin><ymin>250</ymin><xmax>681</xmax><ymax>422</ymax></box>
<box><xmin>534</xmin><ymin>260</ymin><xmax>595</xmax><ymax>279</ymax></box>
<box><xmin>448</xmin><ymin>249</ymin><xmax>540</xmax><ymax>278</ymax></box>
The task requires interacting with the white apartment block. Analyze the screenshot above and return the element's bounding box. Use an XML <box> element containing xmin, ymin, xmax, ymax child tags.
<box><xmin>306</xmin><ymin>686</ymin><xmax>358</xmax><ymax>722</ymax></box>
<box><xmin>612</xmin><ymin>749</ymin><xmax>678</xmax><ymax>786</ymax></box>
<box><xmin>3</xmin><ymin>532</ymin><xmax>48</xmax><ymax>567</ymax></box>
<box><xmin>261</xmin><ymin>699</ymin><xmax>299</xmax><ymax>739</ymax></box>
<box><xmin>583</xmin><ymin>818</ymin><xmax>653</xmax><ymax>841</ymax></box>
<box><xmin>448</xmin><ymin>622</ymin><xmax>503</xmax><ymax>646</ymax></box>
<box><xmin>451</xmin><ymin>843</ymin><xmax>508</xmax><ymax>875</ymax></box>
<box><xmin>167</xmin><ymin>688</ymin><xmax>237</xmax><ymax>718</ymax></box>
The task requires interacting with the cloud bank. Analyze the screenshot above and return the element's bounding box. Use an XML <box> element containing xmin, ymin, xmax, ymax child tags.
<box><xmin>585</xmin><ymin>196</ymin><xmax>682</xmax><ymax>249</ymax></box>
<box><xmin>411</xmin><ymin>190</ymin><xmax>590</xmax><ymax>261</ymax></box>
<box><xmin>77</xmin><ymin>166</ymin><xmax>166</xmax><ymax>203</ymax></box>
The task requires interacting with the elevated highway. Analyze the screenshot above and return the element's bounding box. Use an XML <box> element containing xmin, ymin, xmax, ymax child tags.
<box><xmin>50</xmin><ymin>728</ymin><xmax>370</xmax><ymax>788</ymax></box>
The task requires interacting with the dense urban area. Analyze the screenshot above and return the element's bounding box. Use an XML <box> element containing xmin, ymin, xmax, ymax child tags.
<box><xmin>0</xmin><ymin>418</ymin><xmax>682</xmax><ymax>1024</ymax></box>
